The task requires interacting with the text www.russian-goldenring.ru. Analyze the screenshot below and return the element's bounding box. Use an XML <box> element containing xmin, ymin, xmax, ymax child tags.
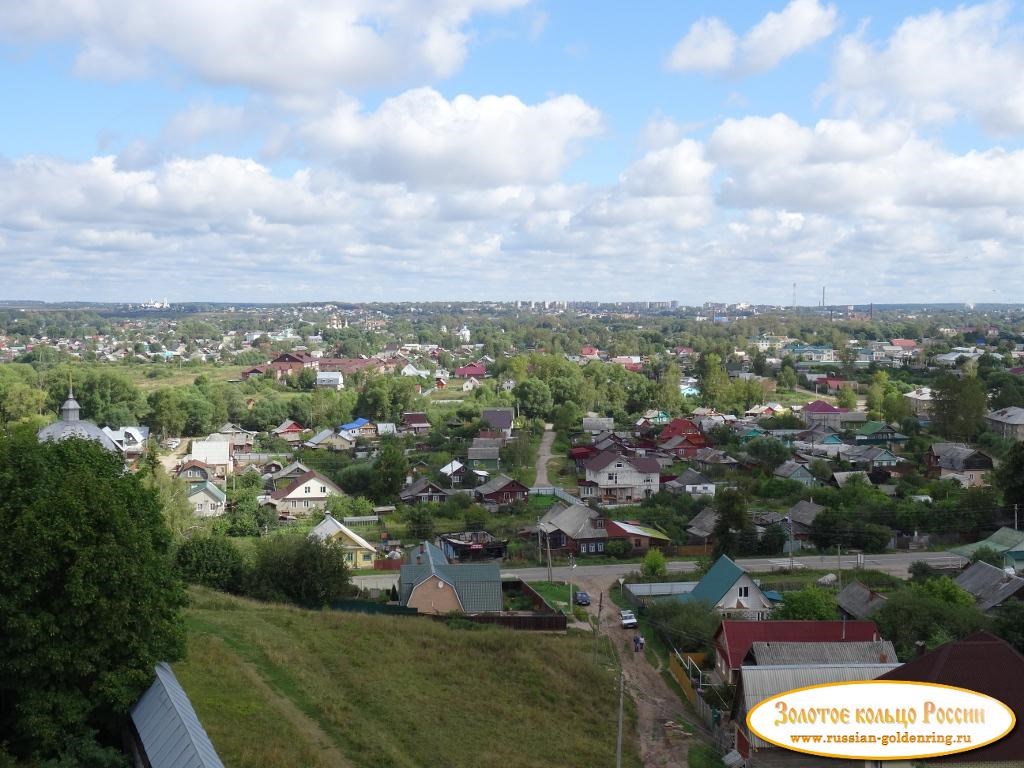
<box><xmin>789</xmin><ymin>732</ymin><xmax>973</xmax><ymax>747</ymax></box>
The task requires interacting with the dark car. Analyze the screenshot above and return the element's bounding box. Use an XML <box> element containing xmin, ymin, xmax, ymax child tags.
<box><xmin>574</xmin><ymin>591</ymin><xmax>591</xmax><ymax>606</ymax></box>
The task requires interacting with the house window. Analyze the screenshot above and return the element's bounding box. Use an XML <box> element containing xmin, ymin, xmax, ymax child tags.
<box><xmin>196</xmin><ymin>503</ymin><xmax>203</xmax><ymax>511</ymax></box>
<box><xmin>362</xmin><ymin>553</ymin><xmax>372</xmax><ymax>562</ymax></box>
<box><xmin>320</xmin><ymin>486</ymin><xmax>327</xmax><ymax>493</ymax></box>
<box><xmin>304</xmin><ymin>500</ymin><xmax>310</xmax><ymax>508</ymax></box>
<box><xmin>597</xmin><ymin>541</ymin><xmax>604</xmax><ymax>552</ymax></box>
<box><xmin>738</xmin><ymin>586</ymin><xmax>749</xmax><ymax>597</ymax></box>
<box><xmin>634</xmin><ymin>539</ymin><xmax>641</xmax><ymax>547</ymax></box>
<box><xmin>305</xmin><ymin>486</ymin><xmax>311</xmax><ymax>493</ymax></box>
<box><xmin>345</xmin><ymin>553</ymin><xmax>353</xmax><ymax>562</ymax></box>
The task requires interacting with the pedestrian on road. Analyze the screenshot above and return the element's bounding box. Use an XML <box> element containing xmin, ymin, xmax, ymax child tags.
<box><xmin>633</xmin><ymin>634</ymin><xmax>640</xmax><ymax>653</ymax></box>
<box><xmin>639</xmin><ymin>635</ymin><xmax>645</xmax><ymax>651</ymax></box>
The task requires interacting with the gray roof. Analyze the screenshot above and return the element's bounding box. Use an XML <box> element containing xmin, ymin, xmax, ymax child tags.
<box><xmin>836</xmin><ymin>581</ymin><xmax>888</xmax><ymax>619</ymax></box>
<box><xmin>538</xmin><ymin>503</ymin><xmax>609</xmax><ymax>541</ymax></box>
<box><xmin>475</xmin><ymin>473</ymin><xmax>523</xmax><ymax>496</ymax></box>
<box><xmin>481</xmin><ymin>408</ymin><xmax>514</xmax><ymax>431</ymax></box>
<box><xmin>738</xmin><ymin>664</ymin><xmax>901</xmax><ymax>749</ymax></box>
<box><xmin>786</xmin><ymin>500</ymin><xmax>824</xmax><ymax>527</ymax></box>
<box><xmin>930</xmin><ymin>442</ymin><xmax>991</xmax><ymax>471</ymax></box>
<box><xmin>774</xmin><ymin>460</ymin><xmax>810</xmax><ymax>480</ymax></box>
<box><xmin>954</xmin><ymin>560</ymin><xmax>1024</xmax><ymax>612</ymax></box>
<box><xmin>38</xmin><ymin>390</ymin><xmax>120</xmax><ymax>453</ymax></box>
<box><xmin>747</xmin><ymin>641</ymin><xmax>898</xmax><ymax>667</ymax></box>
<box><xmin>130</xmin><ymin>662</ymin><xmax>225</xmax><ymax>768</ymax></box>
<box><xmin>686</xmin><ymin>507</ymin><xmax>718</xmax><ymax>538</ymax></box>
<box><xmin>671</xmin><ymin>468</ymin><xmax>713</xmax><ymax>487</ymax></box>
<box><xmin>399</xmin><ymin>541</ymin><xmax>502</xmax><ymax>612</ymax></box>
<box><xmin>987</xmin><ymin>406</ymin><xmax>1024</xmax><ymax>425</ymax></box>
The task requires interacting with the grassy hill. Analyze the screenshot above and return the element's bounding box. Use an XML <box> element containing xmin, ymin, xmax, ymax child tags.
<box><xmin>176</xmin><ymin>588</ymin><xmax>641</xmax><ymax>768</ymax></box>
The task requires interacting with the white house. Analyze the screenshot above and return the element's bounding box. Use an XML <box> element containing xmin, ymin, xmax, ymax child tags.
<box><xmin>269</xmin><ymin>469</ymin><xmax>345</xmax><ymax>515</ymax></box>
<box><xmin>187</xmin><ymin>481</ymin><xmax>227</xmax><ymax>518</ymax></box>
<box><xmin>187</xmin><ymin>440</ymin><xmax>232</xmax><ymax>477</ymax></box>
<box><xmin>315</xmin><ymin>371</ymin><xmax>344</xmax><ymax>390</ymax></box>
<box><xmin>578</xmin><ymin>451</ymin><xmax>660</xmax><ymax>502</ymax></box>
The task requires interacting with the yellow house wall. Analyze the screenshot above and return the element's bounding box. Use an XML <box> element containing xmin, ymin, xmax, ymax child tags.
<box><xmin>407</xmin><ymin>575</ymin><xmax>463</xmax><ymax>614</ymax></box>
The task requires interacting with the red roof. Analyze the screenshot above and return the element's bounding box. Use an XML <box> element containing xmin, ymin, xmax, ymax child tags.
<box><xmin>715</xmin><ymin>620</ymin><xmax>880</xmax><ymax>671</ymax></box>
<box><xmin>660</xmin><ymin>418</ymin><xmax>702</xmax><ymax>440</ymax></box>
<box><xmin>569</xmin><ymin>446</ymin><xmax>599</xmax><ymax>459</ymax></box>
<box><xmin>878</xmin><ymin>632</ymin><xmax>1024</xmax><ymax>763</ymax></box>
<box><xmin>580</xmin><ymin>345</ymin><xmax>600</xmax><ymax>356</ymax></box>
<box><xmin>402</xmin><ymin>412</ymin><xmax>430</xmax><ymax>426</ymax></box>
<box><xmin>455</xmin><ymin>363</ymin><xmax>487</xmax><ymax>377</ymax></box>
<box><xmin>890</xmin><ymin>338</ymin><xmax>917</xmax><ymax>348</ymax></box>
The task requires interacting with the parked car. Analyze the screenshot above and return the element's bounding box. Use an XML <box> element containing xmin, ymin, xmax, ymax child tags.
<box><xmin>165</xmin><ymin>438</ymin><xmax>180</xmax><ymax>449</ymax></box>
<box><xmin>620</xmin><ymin>609</ymin><xmax>638</xmax><ymax>629</ymax></box>
<box><xmin>574</xmin><ymin>591</ymin><xmax>591</xmax><ymax>606</ymax></box>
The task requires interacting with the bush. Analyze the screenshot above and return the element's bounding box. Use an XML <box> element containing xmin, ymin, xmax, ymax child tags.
<box><xmin>604</xmin><ymin>539</ymin><xmax>629</xmax><ymax>559</ymax></box>
<box><xmin>247</xmin><ymin>536</ymin><xmax>352</xmax><ymax>607</ymax></box>
<box><xmin>175</xmin><ymin>535</ymin><xmax>246</xmax><ymax>593</ymax></box>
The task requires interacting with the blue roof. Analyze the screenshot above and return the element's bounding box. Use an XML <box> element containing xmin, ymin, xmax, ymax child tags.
<box><xmin>679</xmin><ymin>555</ymin><xmax>744</xmax><ymax>606</ymax></box>
<box><xmin>130</xmin><ymin>662</ymin><xmax>224</xmax><ymax>768</ymax></box>
<box><xmin>763</xmin><ymin>590</ymin><xmax>785</xmax><ymax>603</ymax></box>
<box><xmin>340</xmin><ymin>417</ymin><xmax>369</xmax><ymax>430</ymax></box>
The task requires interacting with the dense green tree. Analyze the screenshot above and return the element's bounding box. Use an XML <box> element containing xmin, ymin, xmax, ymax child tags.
<box><xmin>641</xmin><ymin>548</ymin><xmax>668</xmax><ymax>579</ymax></box>
<box><xmin>745</xmin><ymin>436</ymin><xmax>791</xmax><ymax>472</ymax></box>
<box><xmin>992</xmin><ymin>601</ymin><xmax>1024</xmax><ymax>654</ymax></box>
<box><xmin>712</xmin><ymin>489</ymin><xmax>750</xmax><ymax>557</ymax></box>
<box><xmin>932</xmin><ymin>373</ymin><xmax>987</xmax><ymax>441</ymax></box>
<box><xmin>644</xmin><ymin>599</ymin><xmax>721</xmax><ymax>653</ymax></box>
<box><xmin>777</xmin><ymin>366</ymin><xmax>797</xmax><ymax>391</ymax></box>
<box><xmin>374</xmin><ymin>442</ymin><xmax>409</xmax><ymax>500</ymax></box>
<box><xmin>175</xmin><ymin>535</ymin><xmax>246</xmax><ymax>593</ymax></box>
<box><xmin>775</xmin><ymin>586</ymin><xmax>837</xmax><ymax>620</ymax></box>
<box><xmin>248</xmin><ymin>536</ymin><xmax>351</xmax><ymax>607</ymax></box>
<box><xmin>836</xmin><ymin>386</ymin><xmax>857</xmax><ymax>410</ymax></box>
<box><xmin>515</xmin><ymin>378</ymin><xmax>554</xmax><ymax>419</ymax></box>
<box><xmin>875</xmin><ymin>588</ymin><xmax>988</xmax><ymax>660</ymax></box>
<box><xmin>403</xmin><ymin>505</ymin><xmax>435</xmax><ymax>540</ymax></box>
<box><xmin>0</xmin><ymin>432</ymin><xmax>185</xmax><ymax>762</ymax></box>
<box><xmin>995</xmin><ymin>441</ymin><xmax>1024</xmax><ymax>511</ymax></box>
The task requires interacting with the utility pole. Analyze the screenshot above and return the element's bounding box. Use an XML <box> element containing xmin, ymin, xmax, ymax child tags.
<box><xmin>615</xmin><ymin>668</ymin><xmax>624</xmax><ymax>768</ymax></box>
<box><xmin>593</xmin><ymin>592</ymin><xmax>603</xmax><ymax>662</ymax></box>
<box><xmin>1016</xmin><ymin>504</ymin><xmax>1019</xmax><ymax>532</ymax></box>
<box><xmin>837</xmin><ymin>543</ymin><xmax>842</xmax><ymax>590</ymax></box>
<box><xmin>788</xmin><ymin>514</ymin><xmax>794</xmax><ymax>570</ymax></box>
<box><xmin>546</xmin><ymin>531</ymin><xmax>553</xmax><ymax>583</ymax></box>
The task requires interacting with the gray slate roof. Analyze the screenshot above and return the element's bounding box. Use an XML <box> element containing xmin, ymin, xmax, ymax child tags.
<box><xmin>538</xmin><ymin>503</ymin><xmax>609</xmax><ymax>541</ymax></box>
<box><xmin>686</xmin><ymin>507</ymin><xmax>718</xmax><ymax>538</ymax></box>
<box><xmin>130</xmin><ymin>662</ymin><xmax>224</xmax><ymax>768</ymax></box>
<box><xmin>475</xmin><ymin>473</ymin><xmax>523</xmax><ymax>496</ymax></box>
<box><xmin>954</xmin><ymin>560</ymin><xmax>1024</xmax><ymax>612</ymax></box>
<box><xmin>786</xmin><ymin>499</ymin><xmax>824</xmax><ymax>527</ymax></box>
<box><xmin>746</xmin><ymin>640</ymin><xmax>898</xmax><ymax>666</ymax></box>
<box><xmin>987</xmin><ymin>406</ymin><xmax>1024</xmax><ymax>425</ymax></box>
<box><xmin>836</xmin><ymin>580</ymin><xmax>888</xmax><ymax>619</ymax></box>
<box><xmin>399</xmin><ymin>541</ymin><xmax>502</xmax><ymax>612</ymax></box>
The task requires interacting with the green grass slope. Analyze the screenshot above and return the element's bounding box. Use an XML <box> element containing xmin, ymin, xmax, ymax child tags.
<box><xmin>176</xmin><ymin>588</ymin><xmax>641</xmax><ymax>768</ymax></box>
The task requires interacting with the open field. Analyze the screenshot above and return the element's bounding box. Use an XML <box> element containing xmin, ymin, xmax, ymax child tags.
<box><xmin>114</xmin><ymin>362</ymin><xmax>250</xmax><ymax>391</ymax></box>
<box><xmin>176</xmin><ymin>587</ymin><xmax>642</xmax><ymax>768</ymax></box>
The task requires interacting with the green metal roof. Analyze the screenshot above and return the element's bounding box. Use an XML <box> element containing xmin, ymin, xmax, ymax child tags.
<box><xmin>950</xmin><ymin>527</ymin><xmax>1024</xmax><ymax>559</ymax></box>
<box><xmin>681</xmin><ymin>555</ymin><xmax>744</xmax><ymax>606</ymax></box>
<box><xmin>399</xmin><ymin>543</ymin><xmax>502</xmax><ymax>612</ymax></box>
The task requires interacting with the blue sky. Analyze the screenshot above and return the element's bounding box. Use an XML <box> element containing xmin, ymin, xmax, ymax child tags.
<box><xmin>2</xmin><ymin>1</ymin><xmax>1024</xmax><ymax>304</ymax></box>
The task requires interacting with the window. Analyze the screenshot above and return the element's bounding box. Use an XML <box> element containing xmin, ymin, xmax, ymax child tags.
<box><xmin>362</xmin><ymin>553</ymin><xmax>372</xmax><ymax>562</ymax></box>
<box><xmin>320</xmin><ymin>486</ymin><xmax>327</xmax><ymax>493</ymax></box>
<box><xmin>597</xmin><ymin>542</ymin><xmax>604</xmax><ymax>552</ymax></box>
<box><xmin>196</xmin><ymin>503</ymin><xmax>203</xmax><ymax>511</ymax></box>
<box><xmin>634</xmin><ymin>539</ymin><xmax>641</xmax><ymax>547</ymax></box>
<box><xmin>738</xmin><ymin>586</ymin><xmax>749</xmax><ymax>597</ymax></box>
<box><xmin>305</xmin><ymin>486</ymin><xmax>311</xmax><ymax>493</ymax></box>
<box><xmin>304</xmin><ymin>500</ymin><xmax>310</xmax><ymax>508</ymax></box>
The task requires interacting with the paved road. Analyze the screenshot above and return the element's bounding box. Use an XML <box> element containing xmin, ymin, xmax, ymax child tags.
<box><xmin>501</xmin><ymin>550</ymin><xmax>967</xmax><ymax>583</ymax></box>
<box><xmin>533</xmin><ymin>426</ymin><xmax>556</xmax><ymax>486</ymax></box>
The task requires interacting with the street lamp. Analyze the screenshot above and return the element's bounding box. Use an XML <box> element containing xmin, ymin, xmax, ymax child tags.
<box><xmin>617</xmin><ymin>576</ymin><xmax>624</xmax><ymax>601</ymax></box>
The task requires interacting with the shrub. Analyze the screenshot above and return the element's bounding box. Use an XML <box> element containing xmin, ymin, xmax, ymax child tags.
<box><xmin>247</xmin><ymin>536</ymin><xmax>352</xmax><ymax>607</ymax></box>
<box><xmin>175</xmin><ymin>535</ymin><xmax>246</xmax><ymax>593</ymax></box>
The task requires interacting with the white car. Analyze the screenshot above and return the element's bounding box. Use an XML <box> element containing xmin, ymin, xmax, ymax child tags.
<box><xmin>620</xmin><ymin>610</ymin><xmax>638</xmax><ymax>629</ymax></box>
<box><xmin>165</xmin><ymin>438</ymin><xmax>180</xmax><ymax>449</ymax></box>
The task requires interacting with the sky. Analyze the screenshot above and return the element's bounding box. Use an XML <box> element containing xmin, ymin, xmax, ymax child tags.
<box><xmin>3</xmin><ymin>0</ymin><xmax>1024</xmax><ymax>305</ymax></box>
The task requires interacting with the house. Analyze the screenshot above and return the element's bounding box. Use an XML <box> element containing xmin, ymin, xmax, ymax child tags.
<box><xmin>658</xmin><ymin>416</ymin><xmax>705</xmax><ymax>446</ymax></box>
<box><xmin>685</xmin><ymin>507</ymin><xmax>719</xmax><ymax>548</ymax></box>
<box><xmin>400</xmin><ymin>362</ymin><xmax>430</xmax><ymax>378</ymax></box>
<box><xmin>855</xmin><ymin>420</ymin><xmax>908</xmax><ymax>447</ymax></box>
<box><xmin>480</xmin><ymin>407</ymin><xmax>515</xmax><ymax>438</ymax></box>
<box><xmin>213</xmin><ymin>422</ymin><xmax>257</xmax><ymax>452</ymax></box>
<box><xmin>187</xmin><ymin>481</ymin><xmax>226</xmax><ymax>517</ymax></box>
<box><xmin>954</xmin><ymin>560</ymin><xmax>1024</xmax><ymax>612</ymax></box>
<box><xmin>605</xmin><ymin>520</ymin><xmax>670</xmax><ymax>554</ymax></box>
<box><xmin>784</xmin><ymin>499</ymin><xmax>824</xmax><ymax>543</ymax></box>
<box><xmin>927</xmin><ymin>443</ymin><xmax>994</xmax><ymax>487</ymax></box>
<box><xmin>475</xmin><ymin>474</ymin><xmax>529</xmax><ymax>505</ymax></box>
<box><xmin>582</xmin><ymin>416</ymin><xmax>615</xmax><ymax>434</ymax></box>
<box><xmin>800</xmin><ymin>400</ymin><xmax>847</xmax><ymax>430</ymax></box>
<box><xmin>461</xmin><ymin>376</ymin><xmax>482</xmax><ymax>392</ymax></box>
<box><xmin>101</xmin><ymin>425</ymin><xmax>150</xmax><ymax>460</ymax></box>
<box><xmin>657</xmin><ymin>433</ymin><xmax>706</xmax><ymax>459</ymax></box>
<box><xmin>399</xmin><ymin>477</ymin><xmax>450</xmax><ymax>504</ymax></box>
<box><xmin>986</xmin><ymin>406</ymin><xmax>1024</xmax><ymax>441</ymax></box>
<box><xmin>401</xmin><ymin>411</ymin><xmax>432</xmax><ymax>435</ymax></box>
<box><xmin>467</xmin><ymin>437</ymin><xmax>503</xmax><ymax>470</ymax></box>
<box><xmin>266</xmin><ymin>460</ymin><xmax>312</xmax><ymax>490</ymax></box>
<box><xmin>568</xmin><ymin>444</ymin><xmax>600</xmax><ymax>473</ymax></box>
<box><xmin>303</xmin><ymin>429</ymin><xmax>354</xmax><ymax>452</ymax></box>
<box><xmin>578</xmin><ymin>451</ymin><xmax>660</xmax><ymax>502</ymax></box>
<box><xmin>743</xmin><ymin>639</ymin><xmax>898</xmax><ymax>667</ymax></box>
<box><xmin>664</xmin><ymin>468</ymin><xmax>716</xmax><ymax>497</ymax></box>
<box><xmin>187</xmin><ymin>440</ymin><xmax>231</xmax><ymax>477</ymax></box>
<box><xmin>734</xmin><ymin>661</ymin><xmax>900</xmax><ymax>767</ymax></box>
<box><xmin>878</xmin><ymin>632</ymin><xmax>1024</xmax><ymax>766</ymax></box>
<box><xmin>176</xmin><ymin>459</ymin><xmax>213</xmax><ymax>483</ymax></box>
<box><xmin>268</xmin><ymin>470</ymin><xmax>345</xmax><ymax>515</ymax></box>
<box><xmin>315</xmin><ymin>371</ymin><xmax>344</xmax><ymax>390</ymax></box>
<box><xmin>271</xmin><ymin>419</ymin><xmax>305</xmax><ymax>444</ymax></box>
<box><xmin>439</xmin><ymin>459</ymin><xmax>467</xmax><ymax>485</ymax></box>
<box><xmin>674</xmin><ymin>555</ymin><xmax>774</xmax><ymax>623</ymax></box>
<box><xmin>713</xmin><ymin>619</ymin><xmax>883</xmax><ymax>685</ymax></box>
<box><xmin>903</xmin><ymin>387</ymin><xmax>933</xmax><ymax>419</ymax></box>
<box><xmin>339</xmin><ymin>417</ymin><xmax>376</xmax><ymax>441</ymax></box>
<box><xmin>454</xmin><ymin>362</ymin><xmax>487</xmax><ymax>378</ymax></box>
<box><xmin>773</xmin><ymin>460</ymin><xmax>816</xmax><ymax>486</ymax></box>
<box><xmin>836</xmin><ymin>580</ymin><xmax>888</xmax><ymax>620</ymax></box>
<box><xmin>309</xmin><ymin>512</ymin><xmax>377</xmax><ymax>568</ymax></box>
<box><xmin>439</xmin><ymin>530</ymin><xmax>507</xmax><ymax>562</ymax></box>
<box><xmin>690</xmin><ymin>448</ymin><xmax>740</xmax><ymax>473</ymax></box>
<box><xmin>399</xmin><ymin>541</ymin><xmax>502</xmax><ymax>614</ymax></box>
<box><xmin>270</xmin><ymin>351</ymin><xmax>318</xmax><ymax>375</ymax></box>
<box><xmin>950</xmin><ymin>527</ymin><xmax>1024</xmax><ymax>561</ymax></box>
<box><xmin>537</xmin><ymin>503</ymin><xmax>609</xmax><ymax>555</ymax></box>
<box><xmin>129</xmin><ymin>662</ymin><xmax>224</xmax><ymax>768</ymax></box>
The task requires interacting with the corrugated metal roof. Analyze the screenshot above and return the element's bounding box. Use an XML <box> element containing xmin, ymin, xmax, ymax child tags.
<box><xmin>399</xmin><ymin>542</ymin><xmax>502</xmax><ymax>612</ymax></box>
<box><xmin>625</xmin><ymin>581</ymin><xmax>698</xmax><ymax>598</ymax></box>
<box><xmin>611</xmin><ymin>521</ymin><xmax>670</xmax><ymax>540</ymax></box>
<box><xmin>747</xmin><ymin>640</ymin><xmax>898</xmax><ymax>666</ymax></box>
<box><xmin>739</xmin><ymin>664</ymin><xmax>901</xmax><ymax>749</ymax></box>
<box><xmin>836</xmin><ymin>580</ymin><xmax>887</xmax><ymax>619</ymax></box>
<box><xmin>954</xmin><ymin>560</ymin><xmax>1024</xmax><ymax>611</ymax></box>
<box><xmin>130</xmin><ymin>662</ymin><xmax>224</xmax><ymax>768</ymax></box>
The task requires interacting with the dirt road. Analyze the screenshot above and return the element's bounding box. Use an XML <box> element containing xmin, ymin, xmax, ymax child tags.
<box><xmin>574</xmin><ymin>573</ymin><xmax>701</xmax><ymax>767</ymax></box>
<box><xmin>533</xmin><ymin>426</ymin><xmax>555</xmax><ymax>486</ymax></box>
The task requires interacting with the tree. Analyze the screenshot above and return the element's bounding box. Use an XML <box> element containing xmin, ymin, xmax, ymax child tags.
<box><xmin>836</xmin><ymin>386</ymin><xmax>857</xmax><ymax>410</ymax></box>
<box><xmin>175</xmin><ymin>535</ymin><xmax>246</xmax><ymax>593</ymax></box>
<box><xmin>932</xmin><ymin>374</ymin><xmax>987</xmax><ymax>441</ymax></box>
<box><xmin>745</xmin><ymin>436</ymin><xmax>791</xmax><ymax>472</ymax></box>
<box><xmin>0</xmin><ymin>432</ymin><xmax>185</xmax><ymax>762</ymax></box>
<box><xmin>374</xmin><ymin>442</ymin><xmax>408</xmax><ymax>501</ymax></box>
<box><xmin>641</xmin><ymin>548</ymin><xmax>668</xmax><ymax>579</ymax></box>
<box><xmin>777</xmin><ymin>366</ymin><xmax>797</xmax><ymax>391</ymax></box>
<box><xmin>699</xmin><ymin>353</ymin><xmax>730</xmax><ymax>409</ymax></box>
<box><xmin>970</xmin><ymin>545</ymin><xmax>1004</xmax><ymax>568</ymax></box>
<box><xmin>774</xmin><ymin>586</ymin><xmax>837</xmax><ymax>620</ymax></box>
<box><xmin>713</xmin><ymin>489</ymin><xmax>750</xmax><ymax>558</ymax></box>
<box><xmin>992</xmin><ymin>601</ymin><xmax>1024</xmax><ymax>654</ymax></box>
<box><xmin>247</xmin><ymin>536</ymin><xmax>350</xmax><ymax>607</ymax></box>
<box><xmin>995</xmin><ymin>441</ymin><xmax>1024</xmax><ymax>511</ymax></box>
<box><xmin>403</xmin><ymin>505</ymin><xmax>435</xmax><ymax>541</ymax></box>
<box><xmin>875</xmin><ymin>588</ymin><xmax>988</xmax><ymax>660</ymax></box>
<box><xmin>515</xmin><ymin>378</ymin><xmax>553</xmax><ymax>419</ymax></box>
<box><xmin>644</xmin><ymin>599</ymin><xmax>721</xmax><ymax>653</ymax></box>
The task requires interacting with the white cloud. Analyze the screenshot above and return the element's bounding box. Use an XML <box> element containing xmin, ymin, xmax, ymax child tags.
<box><xmin>666</xmin><ymin>0</ymin><xmax>837</xmax><ymax>75</ymax></box>
<box><xmin>301</xmin><ymin>87</ymin><xmax>603</xmax><ymax>186</ymax></box>
<box><xmin>831</xmin><ymin>1</ymin><xmax>1024</xmax><ymax>133</ymax></box>
<box><xmin>0</xmin><ymin>0</ymin><xmax>529</xmax><ymax>92</ymax></box>
<box><xmin>665</xmin><ymin>18</ymin><xmax>737</xmax><ymax>73</ymax></box>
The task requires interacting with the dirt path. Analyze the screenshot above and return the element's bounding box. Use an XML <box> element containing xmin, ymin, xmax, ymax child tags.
<box><xmin>533</xmin><ymin>426</ymin><xmax>555</xmax><ymax>486</ymax></box>
<box><xmin>573</xmin><ymin>574</ymin><xmax>698</xmax><ymax>767</ymax></box>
